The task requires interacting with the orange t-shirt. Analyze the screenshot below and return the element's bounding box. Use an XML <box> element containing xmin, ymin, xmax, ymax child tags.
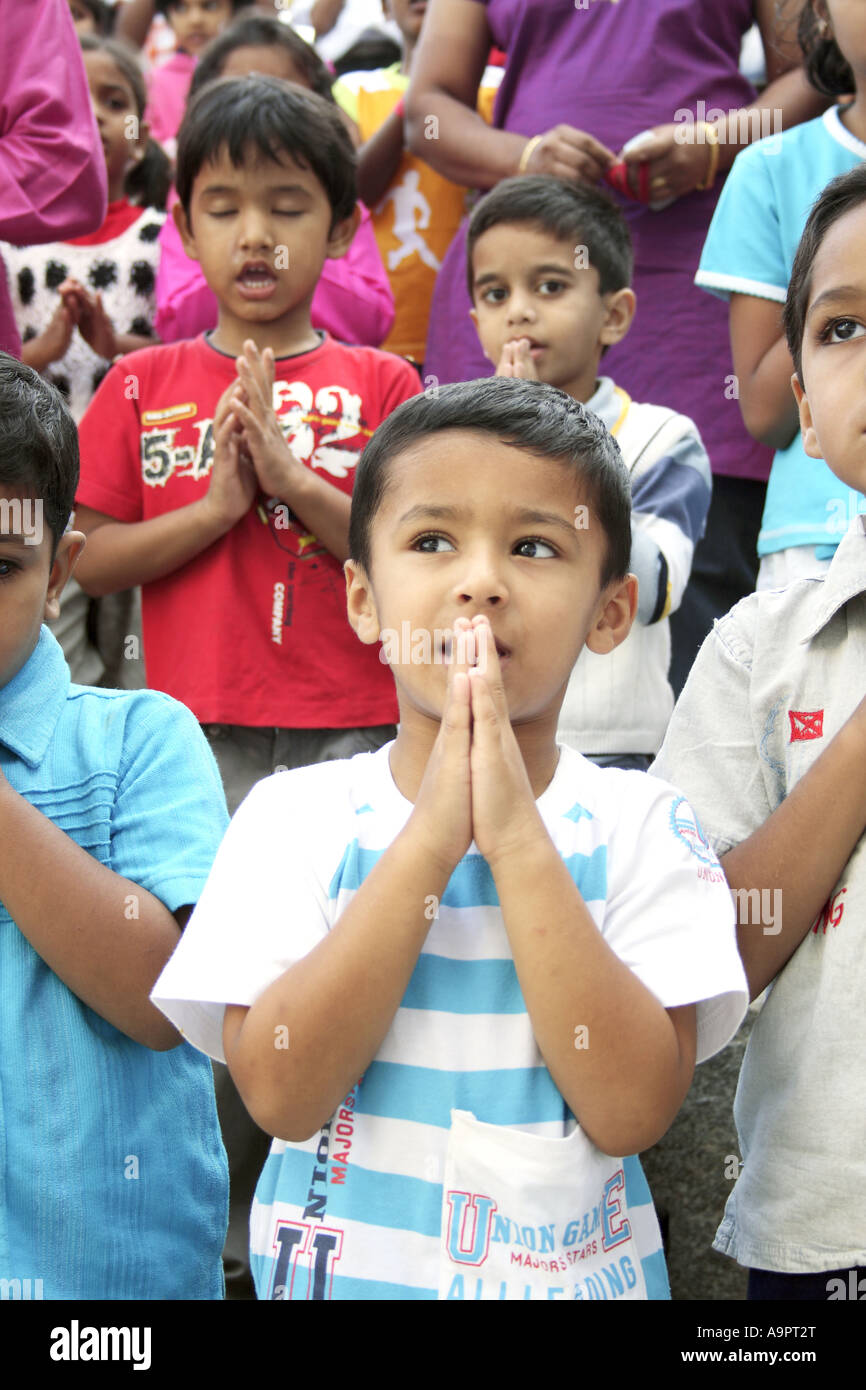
<box><xmin>334</xmin><ymin>64</ymin><xmax>503</xmax><ymax>364</ymax></box>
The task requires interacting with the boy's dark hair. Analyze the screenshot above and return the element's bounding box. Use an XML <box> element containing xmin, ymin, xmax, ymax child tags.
<box><xmin>75</xmin><ymin>0</ymin><xmax>112</xmax><ymax>34</ymax></box>
<box><xmin>190</xmin><ymin>8</ymin><xmax>335</xmax><ymax>104</ymax></box>
<box><xmin>175</xmin><ymin>75</ymin><xmax>356</xmax><ymax>227</ymax></box>
<box><xmin>466</xmin><ymin>176</ymin><xmax>634</xmax><ymax>301</ymax></box>
<box><xmin>349</xmin><ymin>377</ymin><xmax>632</xmax><ymax>588</ymax></box>
<box><xmin>0</xmin><ymin>354</ymin><xmax>79</xmax><ymax>557</ymax></box>
<box><xmin>784</xmin><ymin>163</ymin><xmax>866</xmax><ymax>383</ymax></box>
<box><xmin>163</xmin><ymin>0</ymin><xmax>245</xmax><ymax>12</ymax></box>
<box><xmin>794</xmin><ymin>0</ymin><xmax>854</xmax><ymax>97</ymax></box>
<box><xmin>332</xmin><ymin>28</ymin><xmax>402</xmax><ymax>77</ymax></box>
<box><xmin>79</xmin><ymin>35</ymin><xmax>172</xmax><ymax>209</ymax></box>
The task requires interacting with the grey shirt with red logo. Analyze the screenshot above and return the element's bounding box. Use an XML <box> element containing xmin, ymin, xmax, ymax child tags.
<box><xmin>651</xmin><ymin>515</ymin><xmax>866</xmax><ymax>1273</ymax></box>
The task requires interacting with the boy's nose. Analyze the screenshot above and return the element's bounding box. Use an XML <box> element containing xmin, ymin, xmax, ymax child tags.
<box><xmin>506</xmin><ymin>293</ymin><xmax>535</xmax><ymax>325</ymax></box>
<box><xmin>238</xmin><ymin>213</ymin><xmax>273</xmax><ymax>250</ymax></box>
<box><xmin>454</xmin><ymin>556</ymin><xmax>508</xmax><ymax>607</ymax></box>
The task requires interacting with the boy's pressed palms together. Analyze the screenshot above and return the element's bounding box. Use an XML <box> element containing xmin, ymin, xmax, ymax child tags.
<box><xmin>231</xmin><ymin>339</ymin><xmax>308</xmax><ymax>498</ymax></box>
<box><xmin>406</xmin><ymin>616</ymin><xmax>474</xmax><ymax>876</ymax></box>
<box><xmin>202</xmin><ymin>376</ymin><xmax>259</xmax><ymax>531</ymax></box>
<box><xmin>467</xmin><ymin>616</ymin><xmax>549</xmax><ymax>869</ymax></box>
<box><xmin>496</xmin><ymin>339</ymin><xmax>539</xmax><ymax>380</ymax></box>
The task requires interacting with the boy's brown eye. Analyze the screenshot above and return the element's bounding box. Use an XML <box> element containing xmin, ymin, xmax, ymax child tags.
<box><xmin>515</xmin><ymin>537</ymin><xmax>556</xmax><ymax>559</ymax></box>
<box><xmin>821</xmin><ymin>317</ymin><xmax>866</xmax><ymax>344</ymax></box>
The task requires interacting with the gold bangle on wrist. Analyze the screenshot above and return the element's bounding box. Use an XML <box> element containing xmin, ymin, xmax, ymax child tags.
<box><xmin>518</xmin><ymin>135</ymin><xmax>543</xmax><ymax>174</ymax></box>
<box><xmin>696</xmin><ymin>121</ymin><xmax>720</xmax><ymax>191</ymax></box>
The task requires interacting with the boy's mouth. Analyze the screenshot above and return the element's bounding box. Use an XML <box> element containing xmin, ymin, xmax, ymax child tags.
<box><xmin>236</xmin><ymin>262</ymin><xmax>279</xmax><ymax>300</ymax></box>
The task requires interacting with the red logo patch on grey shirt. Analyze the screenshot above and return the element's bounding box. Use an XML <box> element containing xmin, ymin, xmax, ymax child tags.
<box><xmin>789</xmin><ymin>709</ymin><xmax>824</xmax><ymax>742</ymax></box>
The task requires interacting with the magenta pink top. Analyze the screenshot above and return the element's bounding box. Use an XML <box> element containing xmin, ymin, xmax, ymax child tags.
<box><xmin>145</xmin><ymin>52</ymin><xmax>197</xmax><ymax>149</ymax></box>
<box><xmin>0</xmin><ymin>0</ymin><xmax>107</xmax><ymax>356</ymax></box>
<box><xmin>155</xmin><ymin>192</ymin><xmax>395</xmax><ymax>348</ymax></box>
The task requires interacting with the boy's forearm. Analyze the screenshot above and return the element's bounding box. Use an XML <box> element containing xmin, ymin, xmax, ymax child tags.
<box><xmin>357</xmin><ymin>113</ymin><xmax>406</xmax><ymax>208</ymax></box>
<box><xmin>0</xmin><ymin>775</ymin><xmax>183</xmax><ymax>1049</ymax></box>
<box><xmin>226</xmin><ymin>827</ymin><xmax>452</xmax><ymax>1141</ymax></box>
<box><xmin>492</xmin><ymin>837</ymin><xmax>694</xmax><ymax>1155</ymax></box>
<box><xmin>74</xmin><ymin>499</ymin><xmax>232</xmax><ymax>595</ymax></box>
<box><xmin>273</xmin><ymin>468</ymin><xmax>351</xmax><ymax>564</ymax></box>
<box><xmin>721</xmin><ymin>715</ymin><xmax>866</xmax><ymax>999</ymax></box>
<box><xmin>21</xmin><ymin>333</ymin><xmax>59</xmax><ymax>374</ymax></box>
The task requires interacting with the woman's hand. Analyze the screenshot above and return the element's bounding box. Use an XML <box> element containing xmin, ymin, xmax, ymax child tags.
<box><xmin>620</xmin><ymin>123</ymin><xmax>718</xmax><ymax>204</ymax></box>
<box><xmin>523</xmin><ymin>124</ymin><xmax>616</xmax><ymax>184</ymax></box>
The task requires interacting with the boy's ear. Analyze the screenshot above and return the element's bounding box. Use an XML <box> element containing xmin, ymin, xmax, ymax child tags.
<box><xmin>584</xmin><ymin>572</ymin><xmax>638</xmax><ymax>655</ymax></box>
<box><xmin>468</xmin><ymin>304</ymin><xmax>494</xmax><ymax>360</ymax></box>
<box><xmin>599</xmin><ymin>287</ymin><xmax>637</xmax><ymax>348</ymax></box>
<box><xmin>327</xmin><ymin>204</ymin><xmax>362</xmax><ymax>261</ymax></box>
<box><xmin>43</xmin><ymin>531</ymin><xmax>86</xmax><ymax>624</ymax></box>
<box><xmin>792</xmin><ymin>374</ymin><xmax>823</xmax><ymax>459</ymax></box>
<box><xmin>344</xmin><ymin>557</ymin><xmax>381</xmax><ymax>645</ymax></box>
<box><xmin>173</xmin><ymin>200</ymin><xmax>199</xmax><ymax>262</ymax></box>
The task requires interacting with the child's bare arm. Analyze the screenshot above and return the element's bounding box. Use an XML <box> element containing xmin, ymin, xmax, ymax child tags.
<box><xmin>222</xmin><ymin>647</ymin><xmax>475</xmax><ymax>1142</ymax></box>
<box><xmin>223</xmin><ymin>831</ymin><xmax>450</xmax><ymax>1142</ymax></box>
<box><xmin>0</xmin><ymin>766</ymin><xmax>185</xmax><ymax>1049</ymax></box>
<box><xmin>721</xmin><ymin>704</ymin><xmax>866</xmax><ymax>1000</ymax></box>
<box><xmin>493</xmin><ymin>835</ymin><xmax>697</xmax><ymax>1156</ymax></box>
<box><xmin>730</xmin><ymin>293</ymin><xmax>801</xmax><ymax>451</ymax></box>
<box><xmin>466</xmin><ymin>620</ymin><xmax>696</xmax><ymax>1156</ymax></box>
<box><xmin>74</xmin><ymin>382</ymin><xmax>257</xmax><ymax>595</ymax></box>
<box><xmin>355</xmin><ymin>109</ymin><xmax>406</xmax><ymax>209</ymax></box>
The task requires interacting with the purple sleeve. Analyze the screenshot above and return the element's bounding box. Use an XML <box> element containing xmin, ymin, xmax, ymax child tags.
<box><xmin>0</xmin><ymin>0</ymin><xmax>107</xmax><ymax>246</ymax></box>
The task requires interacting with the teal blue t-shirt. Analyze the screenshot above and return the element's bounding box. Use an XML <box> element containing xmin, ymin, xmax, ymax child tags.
<box><xmin>0</xmin><ymin>627</ymin><xmax>229</xmax><ymax>1298</ymax></box>
<box><xmin>696</xmin><ymin>106</ymin><xmax>866</xmax><ymax>557</ymax></box>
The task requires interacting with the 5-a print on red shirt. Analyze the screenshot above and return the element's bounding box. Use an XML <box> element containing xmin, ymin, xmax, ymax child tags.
<box><xmin>76</xmin><ymin>332</ymin><xmax>421</xmax><ymax>727</ymax></box>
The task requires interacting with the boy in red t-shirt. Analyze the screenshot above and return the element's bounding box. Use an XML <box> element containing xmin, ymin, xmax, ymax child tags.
<box><xmin>74</xmin><ymin>73</ymin><xmax>421</xmax><ymax>1297</ymax></box>
<box><xmin>75</xmin><ymin>73</ymin><xmax>421</xmax><ymax>809</ymax></box>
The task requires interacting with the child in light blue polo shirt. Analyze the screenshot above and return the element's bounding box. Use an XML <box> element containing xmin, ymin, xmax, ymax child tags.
<box><xmin>0</xmin><ymin>352</ymin><xmax>229</xmax><ymax>1299</ymax></box>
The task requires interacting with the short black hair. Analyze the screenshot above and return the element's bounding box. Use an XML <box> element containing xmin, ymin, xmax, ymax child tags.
<box><xmin>0</xmin><ymin>353</ymin><xmax>79</xmax><ymax>557</ymax></box>
<box><xmin>74</xmin><ymin>0</ymin><xmax>112</xmax><ymax>33</ymax></box>
<box><xmin>163</xmin><ymin>0</ymin><xmax>245</xmax><ymax>11</ymax></box>
<box><xmin>794</xmin><ymin>0</ymin><xmax>855</xmax><ymax>97</ymax></box>
<box><xmin>784</xmin><ymin>164</ymin><xmax>866</xmax><ymax>383</ymax></box>
<box><xmin>190</xmin><ymin>8</ymin><xmax>334</xmax><ymax>103</ymax></box>
<box><xmin>175</xmin><ymin>74</ymin><xmax>356</xmax><ymax>228</ymax></box>
<box><xmin>349</xmin><ymin>377</ymin><xmax>632</xmax><ymax>588</ymax></box>
<box><xmin>466</xmin><ymin>176</ymin><xmax>634</xmax><ymax>301</ymax></box>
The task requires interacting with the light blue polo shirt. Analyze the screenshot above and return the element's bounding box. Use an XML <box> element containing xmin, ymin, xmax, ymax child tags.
<box><xmin>0</xmin><ymin>626</ymin><xmax>229</xmax><ymax>1299</ymax></box>
<box><xmin>696</xmin><ymin>107</ymin><xmax>866</xmax><ymax>557</ymax></box>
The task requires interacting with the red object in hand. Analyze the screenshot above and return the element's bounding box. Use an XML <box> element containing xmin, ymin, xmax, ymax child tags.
<box><xmin>605</xmin><ymin>159</ymin><xmax>650</xmax><ymax>203</ymax></box>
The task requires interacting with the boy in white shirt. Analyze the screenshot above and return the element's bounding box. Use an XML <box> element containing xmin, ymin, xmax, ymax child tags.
<box><xmin>152</xmin><ymin>376</ymin><xmax>747</xmax><ymax>1301</ymax></box>
<box><xmin>467</xmin><ymin>177</ymin><xmax>712</xmax><ymax>768</ymax></box>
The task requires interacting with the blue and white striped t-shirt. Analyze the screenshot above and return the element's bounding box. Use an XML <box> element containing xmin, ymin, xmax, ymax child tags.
<box><xmin>153</xmin><ymin>742</ymin><xmax>748</xmax><ymax>1300</ymax></box>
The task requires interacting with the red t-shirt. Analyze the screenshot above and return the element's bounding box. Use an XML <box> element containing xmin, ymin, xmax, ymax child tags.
<box><xmin>76</xmin><ymin>333</ymin><xmax>421</xmax><ymax>727</ymax></box>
